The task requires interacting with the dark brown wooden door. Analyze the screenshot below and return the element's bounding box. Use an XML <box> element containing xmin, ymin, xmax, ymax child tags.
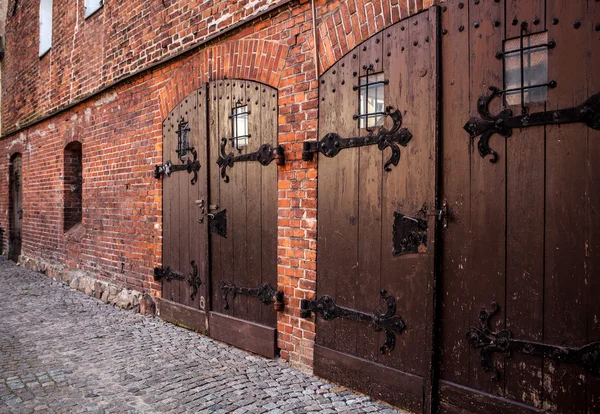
<box><xmin>159</xmin><ymin>91</ymin><xmax>210</xmax><ymax>333</ymax></box>
<box><xmin>207</xmin><ymin>80</ymin><xmax>280</xmax><ymax>358</ymax></box>
<box><xmin>309</xmin><ymin>8</ymin><xmax>440</xmax><ymax>413</ymax></box>
<box><xmin>9</xmin><ymin>154</ymin><xmax>22</xmax><ymax>263</ymax></box>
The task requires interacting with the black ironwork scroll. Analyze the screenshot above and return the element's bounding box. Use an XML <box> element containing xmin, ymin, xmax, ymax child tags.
<box><xmin>464</xmin><ymin>88</ymin><xmax>600</xmax><ymax>163</ymax></box>
<box><xmin>154</xmin><ymin>148</ymin><xmax>201</xmax><ymax>185</ymax></box>
<box><xmin>219</xmin><ymin>282</ymin><xmax>284</xmax><ymax>311</ymax></box>
<box><xmin>302</xmin><ymin>106</ymin><xmax>412</xmax><ymax>172</ymax></box>
<box><xmin>467</xmin><ymin>302</ymin><xmax>600</xmax><ymax>381</ymax></box>
<box><xmin>153</xmin><ymin>266</ymin><xmax>186</xmax><ymax>282</ymax></box>
<box><xmin>216</xmin><ymin>138</ymin><xmax>285</xmax><ymax>183</ymax></box>
<box><xmin>188</xmin><ymin>261</ymin><xmax>201</xmax><ymax>300</ymax></box>
<box><xmin>300</xmin><ymin>290</ymin><xmax>405</xmax><ymax>354</ymax></box>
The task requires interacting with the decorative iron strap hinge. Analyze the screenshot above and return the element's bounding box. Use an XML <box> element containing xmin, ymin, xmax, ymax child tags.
<box><xmin>216</xmin><ymin>138</ymin><xmax>285</xmax><ymax>183</ymax></box>
<box><xmin>302</xmin><ymin>106</ymin><xmax>412</xmax><ymax>172</ymax></box>
<box><xmin>464</xmin><ymin>88</ymin><xmax>600</xmax><ymax>163</ymax></box>
<box><xmin>300</xmin><ymin>290</ymin><xmax>405</xmax><ymax>354</ymax></box>
<box><xmin>219</xmin><ymin>282</ymin><xmax>284</xmax><ymax>311</ymax></box>
<box><xmin>154</xmin><ymin>148</ymin><xmax>201</xmax><ymax>185</ymax></box>
<box><xmin>154</xmin><ymin>261</ymin><xmax>201</xmax><ymax>300</ymax></box>
<box><xmin>467</xmin><ymin>302</ymin><xmax>600</xmax><ymax>380</ymax></box>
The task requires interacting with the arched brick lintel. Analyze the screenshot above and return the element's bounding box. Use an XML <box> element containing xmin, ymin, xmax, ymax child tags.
<box><xmin>315</xmin><ymin>0</ymin><xmax>443</xmax><ymax>74</ymax></box>
<box><xmin>158</xmin><ymin>39</ymin><xmax>289</xmax><ymax>121</ymax></box>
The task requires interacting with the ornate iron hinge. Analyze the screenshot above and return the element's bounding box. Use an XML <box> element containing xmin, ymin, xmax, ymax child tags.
<box><xmin>467</xmin><ymin>302</ymin><xmax>600</xmax><ymax>381</ymax></box>
<box><xmin>300</xmin><ymin>290</ymin><xmax>405</xmax><ymax>354</ymax></box>
<box><xmin>208</xmin><ymin>209</ymin><xmax>227</xmax><ymax>238</ymax></box>
<box><xmin>154</xmin><ymin>261</ymin><xmax>201</xmax><ymax>300</ymax></box>
<box><xmin>464</xmin><ymin>88</ymin><xmax>600</xmax><ymax>163</ymax></box>
<box><xmin>302</xmin><ymin>106</ymin><xmax>412</xmax><ymax>172</ymax></box>
<box><xmin>154</xmin><ymin>148</ymin><xmax>201</xmax><ymax>185</ymax></box>
<box><xmin>216</xmin><ymin>138</ymin><xmax>285</xmax><ymax>183</ymax></box>
<box><xmin>219</xmin><ymin>282</ymin><xmax>284</xmax><ymax>311</ymax></box>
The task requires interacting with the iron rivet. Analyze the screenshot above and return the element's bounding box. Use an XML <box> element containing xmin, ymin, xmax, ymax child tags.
<box><xmin>387</xmin><ymin>52</ymin><xmax>391</xmax><ymax>56</ymax></box>
<box><xmin>443</xmin><ymin>6</ymin><xmax>447</xmax><ymax>12</ymax></box>
<box><xmin>425</xmin><ymin>36</ymin><xmax>429</xmax><ymax>42</ymax></box>
<box><xmin>262</xmin><ymin>103</ymin><xmax>265</xmax><ymax>107</ymax></box>
<box><xmin>401</xmin><ymin>26</ymin><xmax>405</xmax><ymax>31</ymax></box>
<box><xmin>375</xmin><ymin>38</ymin><xmax>380</xmax><ymax>43</ymax></box>
<box><xmin>596</xmin><ymin>24</ymin><xmax>600</xmax><ymax>32</ymax></box>
<box><xmin>495</xmin><ymin>52</ymin><xmax>503</xmax><ymax>60</ymax></box>
<box><xmin>363</xmin><ymin>46</ymin><xmax>367</xmax><ymax>51</ymax></box>
<box><xmin>459</xmin><ymin>25</ymin><xmax>464</xmax><ymax>32</ymax></box>
<box><xmin>533</xmin><ymin>17</ymin><xmax>540</xmax><ymax>25</ymax></box>
<box><xmin>353</xmin><ymin>72</ymin><xmax>357</xmax><ymax>77</ymax></box>
<box><xmin>474</xmin><ymin>0</ymin><xmax>479</xmax><ymax>4</ymax></box>
<box><xmin>273</xmin><ymin>94</ymin><xmax>275</xmax><ymax>97</ymax></box>
<box><xmin>473</xmin><ymin>21</ymin><xmax>480</xmax><ymax>29</ymax></box>
<box><xmin>332</xmin><ymin>88</ymin><xmax>336</xmax><ymax>93</ymax></box>
<box><xmin>341</xmin><ymin>63</ymin><xmax>345</xmax><ymax>67</ymax></box>
<box><xmin>387</xmin><ymin>33</ymin><xmax>391</xmax><ymax>37</ymax></box>
<box><xmin>375</xmin><ymin>58</ymin><xmax>380</xmax><ymax>63</ymax></box>
<box><xmin>321</xmin><ymin>97</ymin><xmax>325</xmax><ymax>101</ymax></box>
<box><xmin>332</xmin><ymin>70</ymin><xmax>336</xmax><ymax>74</ymax></box>
<box><xmin>321</xmin><ymin>80</ymin><xmax>325</xmax><ymax>84</ymax></box>
<box><xmin>512</xmin><ymin>18</ymin><xmax>518</xmax><ymax>26</ymax></box>
<box><xmin>255</xmin><ymin>101</ymin><xmax>258</xmax><ymax>105</ymax></box>
<box><xmin>262</xmin><ymin>89</ymin><xmax>265</xmax><ymax>93</ymax></box>
<box><xmin>413</xmin><ymin>20</ymin><xmax>418</xmax><ymax>26</ymax></box>
<box><xmin>353</xmin><ymin>54</ymin><xmax>357</xmax><ymax>59</ymax></box>
<box><xmin>442</xmin><ymin>29</ymin><xmax>448</xmax><ymax>35</ymax></box>
<box><xmin>574</xmin><ymin>20</ymin><xmax>581</xmax><ymax>29</ymax></box>
<box><xmin>494</xmin><ymin>20</ymin><xmax>500</xmax><ymax>27</ymax></box>
<box><xmin>341</xmin><ymin>80</ymin><xmax>345</xmax><ymax>85</ymax></box>
<box><xmin>255</xmin><ymin>86</ymin><xmax>259</xmax><ymax>90</ymax></box>
<box><xmin>401</xmin><ymin>46</ymin><xmax>405</xmax><ymax>51</ymax></box>
<box><xmin>553</xmin><ymin>17</ymin><xmax>559</xmax><ymax>25</ymax></box>
<box><xmin>458</xmin><ymin>2</ymin><xmax>464</xmax><ymax>9</ymax></box>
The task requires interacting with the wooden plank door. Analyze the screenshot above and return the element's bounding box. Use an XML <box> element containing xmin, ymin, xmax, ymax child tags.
<box><xmin>9</xmin><ymin>154</ymin><xmax>22</xmax><ymax>263</ymax></box>
<box><xmin>305</xmin><ymin>8</ymin><xmax>440</xmax><ymax>413</ymax></box>
<box><xmin>207</xmin><ymin>80</ymin><xmax>281</xmax><ymax>358</ymax></box>
<box><xmin>158</xmin><ymin>90</ymin><xmax>210</xmax><ymax>333</ymax></box>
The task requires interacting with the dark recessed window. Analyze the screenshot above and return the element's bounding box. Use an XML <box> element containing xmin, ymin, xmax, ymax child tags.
<box><xmin>64</xmin><ymin>142</ymin><xmax>83</xmax><ymax>232</ymax></box>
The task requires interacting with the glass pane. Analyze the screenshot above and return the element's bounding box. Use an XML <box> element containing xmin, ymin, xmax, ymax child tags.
<box><xmin>39</xmin><ymin>0</ymin><xmax>53</xmax><ymax>56</ymax></box>
<box><xmin>359</xmin><ymin>73</ymin><xmax>385</xmax><ymax>129</ymax></box>
<box><xmin>232</xmin><ymin>106</ymin><xmax>248</xmax><ymax>148</ymax></box>
<box><xmin>504</xmin><ymin>32</ymin><xmax>548</xmax><ymax>106</ymax></box>
<box><xmin>85</xmin><ymin>0</ymin><xmax>103</xmax><ymax>18</ymax></box>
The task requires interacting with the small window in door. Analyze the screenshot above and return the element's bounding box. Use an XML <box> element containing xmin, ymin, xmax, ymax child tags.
<box><xmin>85</xmin><ymin>0</ymin><xmax>103</xmax><ymax>18</ymax></box>
<box><xmin>503</xmin><ymin>31</ymin><xmax>553</xmax><ymax>108</ymax></box>
<box><xmin>357</xmin><ymin>72</ymin><xmax>386</xmax><ymax>129</ymax></box>
<box><xmin>230</xmin><ymin>103</ymin><xmax>250</xmax><ymax>151</ymax></box>
<box><xmin>39</xmin><ymin>0</ymin><xmax>53</xmax><ymax>57</ymax></box>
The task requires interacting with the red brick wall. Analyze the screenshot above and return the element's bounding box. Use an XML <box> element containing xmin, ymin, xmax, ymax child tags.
<box><xmin>1</xmin><ymin>0</ymin><xmax>442</xmax><ymax>370</ymax></box>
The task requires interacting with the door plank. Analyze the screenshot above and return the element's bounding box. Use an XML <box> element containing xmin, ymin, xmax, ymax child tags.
<box><xmin>504</xmin><ymin>1</ymin><xmax>545</xmax><ymax>408</ymax></box>
<box><xmin>467</xmin><ymin>0</ymin><xmax>506</xmax><ymax>396</ymax></box>
<box><xmin>544</xmin><ymin>1</ymin><xmax>589</xmax><ymax>411</ymax></box>
<box><xmin>209</xmin><ymin>81</ymin><xmax>223</xmax><ymax>314</ymax></box>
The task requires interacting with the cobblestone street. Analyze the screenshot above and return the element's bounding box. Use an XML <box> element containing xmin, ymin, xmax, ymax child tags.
<box><xmin>0</xmin><ymin>260</ymin><xmax>401</xmax><ymax>414</ymax></box>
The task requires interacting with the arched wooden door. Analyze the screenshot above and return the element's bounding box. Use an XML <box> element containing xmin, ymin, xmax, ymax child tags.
<box><xmin>156</xmin><ymin>80</ymin><xmax>283</xmax><ymax>358</ymax></box>
<box><xmin>9</xmin><ymin>154</ymin><xmax>23</xmax><ymax>263</ymax></box>
<box><xmin>301</xmin><ymin>8</ymin><xmax>441</xmax><ymax>413</ymax></box>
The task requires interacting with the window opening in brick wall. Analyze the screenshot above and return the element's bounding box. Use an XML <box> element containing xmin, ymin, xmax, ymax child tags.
<box><xmin>64</xmin><ymin>142</ymin><xmax>83</xmax><ymax>232</ymax></box>
<box><xmin>229</xmin><ymin>101</ymin><xmax>250</xmax><ymax>151</ymax></box>
<box><xmin>500</xmin><ymin>24</ymin><xmax>555</xmax><ymax>112</ymax></box>
<box><xmin>85</xmin><ymin>0</ymin><xmax>103</xmax><ymax>18</ymax></box>
<box><xmin>355</xmin><ymin>66</ymin><xmax>387</xmax><ymax>129</ymax></box>
<box><xmin>39</xmin><ymin>0</ymin><xmax>52</xmax><ymax>57</ymax></box>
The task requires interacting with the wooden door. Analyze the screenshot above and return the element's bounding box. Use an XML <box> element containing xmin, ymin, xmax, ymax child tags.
<box><xmin>9</xmin><ymin>154</ymin><xmax>22</xmax><ymax>263</ymax></box>
<box><xmin>157</xmin><ymin>90</ymin><xmax>210</xmax><ymax>333</ymax></box>
<box><xmin>303</xmin><ymin>8</ymin><xmax>440</xmax><ymax>413</ymax></box>
<box><xmin>439</xmin><ymin>0</ymin><xmax>600</xmax><ymax>413</ymax></box>
<box><xmin>207</xmin><ymin>80</ymin><xmax>281</xmax><ymax>358</ymax></box>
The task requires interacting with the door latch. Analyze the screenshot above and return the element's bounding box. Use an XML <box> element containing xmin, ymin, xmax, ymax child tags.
<box><xmin>420</xmin><ymin>200</ymin><xmax>449</xmax><ymax>229</ymax></box>
<box><xmin>196</xmin><ymin>199</ymin><xmax>205</xmax><ymax>223</ymax></box>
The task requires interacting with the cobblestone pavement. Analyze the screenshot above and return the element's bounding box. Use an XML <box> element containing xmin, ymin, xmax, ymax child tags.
<box><xmin>0</xmin><ymin>260</ymin><xmax>402</xmax><ymax>414</ymax></box>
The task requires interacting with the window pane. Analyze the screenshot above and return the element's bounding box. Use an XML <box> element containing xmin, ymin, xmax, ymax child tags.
<box><xmin>359</xmin><ymin>73</ymin><xmax>385</xmax><ymax>129</ymax></box>
<box><xmin>39</xmin><ymin>0</ymin><xmax>53</xmax><ymax>56</ymax></box>
<box><xmin>232</xmin><ymin>106</ymin><xmax>249</xmax><ymax>148</ymax></box>
<box><xmin>85</xmin><ymin>0</ymin><xmax>103</xmax><ymax>18</ymax></box>
<box><xmin>504</xmin><ymin>32</ymin><xmax>548</xmax><ymax>106</ymax></box>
